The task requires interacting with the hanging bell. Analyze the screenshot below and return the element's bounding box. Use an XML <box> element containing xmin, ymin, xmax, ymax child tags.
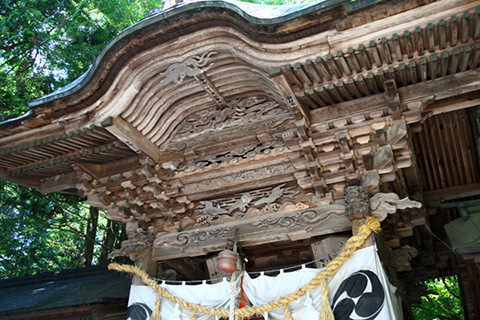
<box><xmin>215</xmin><ymin>249</ymin><xmax>238</xmax><ymax>274</ymax></box>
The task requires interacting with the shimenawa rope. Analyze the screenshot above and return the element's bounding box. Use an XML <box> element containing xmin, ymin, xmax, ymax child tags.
<box><xmin>109</xmin><ymin>216</ymin><xmax>381</xmax><ymax>319</ymax></box>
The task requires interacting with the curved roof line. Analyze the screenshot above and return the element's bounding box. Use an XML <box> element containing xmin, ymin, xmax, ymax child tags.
<box><xmin>29</xmin><ymin>0</ymin><xmax>350</xmax><ymax>108</ymax></box>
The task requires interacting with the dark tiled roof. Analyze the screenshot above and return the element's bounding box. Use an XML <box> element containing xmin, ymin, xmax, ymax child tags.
<box><xmin>0</xmin><ymin>265</ymin><xmax>131</xmax><ymax>314</ymax></box>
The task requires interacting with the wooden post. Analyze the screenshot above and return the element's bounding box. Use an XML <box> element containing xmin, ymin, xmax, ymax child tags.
<box><xmin>345</xmin><ymin>186</ymin><xmax>373</xmax><ymax>246</ymax></box>
<box><xmin>132</xmin><ymin>250</ymin><xmax>157</xmax><ymax>285</ymax></box>
<box><xmin>124</xmin><ymin>220</ymin><xmax>157</xmax><ymax>285</ymax></box>
<box><xmin>206</xmin><ymin>257</ymin><xmax>222</xmax><ymax>283</ymax></box>
<box><xmin>311</xmin><ymin>235</ymin><xmax>349</xmax><ymax>268</ymax></box>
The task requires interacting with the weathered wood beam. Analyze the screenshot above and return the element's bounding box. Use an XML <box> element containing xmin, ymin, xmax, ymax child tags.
<box><xmin>269</xmin><ymin>70</ymin><xmax>311</xmax><ymax>125</ymax></box>
<box><xmin>76</xmin><ymin>156</ymin><xmax>139</xmax><ymax>180</ymax></box>
<box><xmin>30</xmin><ymin>157</ymin><xmax>141</xmax><ymax>194</ymax></box>
<box><xmin>39</xmin><ymin>172</ymin><xmax>79</xmax><ymax>194</ymax></box>
<box><xmin>102</xmin><ymin>116</ymin><xmax>165</xmax><ymax>163</ymax></box>
<box><xmin>311</xmin><ymin>70</ymin><xmax>480</xmax><ymax>124</ymax></box>
<box><xmin>424</xmin><ymin>183</ymin><xmax>480</xmax><ymax>207</ymax></box>
<box><xmin>7</xmin><ymin>141</ymin><xmax>121</xmax><ymax>175</ymax></box>
<box><xmin>0</xmin><ymin>123</ymin><xmax>65</xmax><ymax>151</ymax></box>
<box><xmin>0</xmin><ymin>168</ymin><xmax>39</xmax><ymax>188</ymax></box>
<box><xmin>401</xmin><ymin>127</ymin><xmax>424</xmax><ymax>196</ymax></box>
<box><xmin>153</xmin><ymin>204</ymin><xmax>350</xmax><ymax>261</ymax></box>
<box><xmin>424</xmin><ymin>91</ymin><xmax>480</xmax><ymax>116</ymax></box>
<box><xmin>0</xmin><ymin>123</ymin><xmax>101</xmax><ymax>155</ymax></box>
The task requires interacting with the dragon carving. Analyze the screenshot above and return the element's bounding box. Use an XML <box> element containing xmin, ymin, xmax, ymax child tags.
<box><xmin>159</xmin><ymin>51</ymin><xmax>217</xmax><ymax>86</ymax></box>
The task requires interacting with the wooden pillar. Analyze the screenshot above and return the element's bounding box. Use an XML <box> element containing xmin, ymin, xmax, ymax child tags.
<box><xmin>125</xmin><ymin>220</ymin><xmax>157</xmax><ymax>285</ymax></box>
<box><xmin>311</xmin><ymin>235</ymin><xmax>349</xmax><ymax>268</ymax></box>
<box><xmin>132</xmin><ymin>250</ymin><xmax>157</xmax><ymax>285</ymax></box>
<box><xmin>345</xmin><ymin>186</ymin><xmax>373</xmax><ymax>246</ymax></box>
<box><xmin>206</xmin><ymin>257</ymin><xmax>222</xmax><ymax>282</ymax></box>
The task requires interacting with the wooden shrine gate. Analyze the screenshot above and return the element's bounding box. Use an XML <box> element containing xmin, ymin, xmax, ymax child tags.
<box><xmin>1</xmin><ymin>0</ymin><xmax>480</xmax><ymax>318</ymax></box>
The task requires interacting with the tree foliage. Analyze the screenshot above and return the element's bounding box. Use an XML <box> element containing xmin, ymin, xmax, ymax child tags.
<box><xmin>412</xmin><ymin>276</ymin><xmax>464</xmax><ymax>320</ymax></box>
<box><xmin>0</xmin><ymin>0</ymin><xmax>161</xmax><ymax>279</ymax></box>
<box><xmin>0</xmin><ymin>0</ymin><xmax>163</xmax><ymax>122</ymax></box>
<box><xmin>0</xmin><ymin>181</ymin><xmax>84</xmax><ymax>278</ymax></box>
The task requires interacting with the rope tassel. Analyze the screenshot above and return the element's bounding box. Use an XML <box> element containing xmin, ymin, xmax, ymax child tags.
<box><xmin>150</xmin><ymin>293</ymin><xmax>163</xmax><ymax>320</ymax></box>
<box><xmin>284</xmin><ymin>304</ymin><xmax>292</xmax><ymax>320</ymax></box>
<box><xmin>319</xmin><ymin>279</ymin><xmax>334</xmax><ymax>320</ymax></box>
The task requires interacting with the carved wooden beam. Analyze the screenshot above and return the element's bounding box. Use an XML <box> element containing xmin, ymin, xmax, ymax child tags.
<box><xmin>153</xmin><ymin>204</ymin><xmax>350</xmax><ymax>261</ymax></box>
<box><xmin>270</xmin><ymin>70</ymin><xmax>311</xmax><ymax>125</ymax></box>
<box><xmin>101</xmin><ymin>116</ymin><xmax>166</xmax><ymax>163</ymax></box>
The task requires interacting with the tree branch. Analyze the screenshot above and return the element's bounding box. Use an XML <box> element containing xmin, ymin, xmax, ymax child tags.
<box><xmin>442</xmin><ymin>277</ymin><xmax>461</xmax><ymax>300</ymax></box>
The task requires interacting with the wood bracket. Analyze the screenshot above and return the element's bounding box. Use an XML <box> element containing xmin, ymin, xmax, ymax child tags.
<box><xmin>270</xmin><ymin>71</ymin><xmax>311</xmax><ymax>125</ymax></box>
<box><xmin>101</xmin><ymin>116</ymin><xmax>164</xmax><ymax>163</ymax></box>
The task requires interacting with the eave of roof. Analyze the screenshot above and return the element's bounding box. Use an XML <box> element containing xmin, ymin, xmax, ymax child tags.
<box><xmin>28</xmin><ymin>0</ymin><xmax>350</xmax><ymax>107</ymax></box>
<box><xmin>0</xmin><ymin>0</ymin><xmax>387</xmax><ymax>132</ymax></box>
<box><xmin>0</xmin><ymin>265</ymin><xmax>130</xmax><ymax>314</ymax></box>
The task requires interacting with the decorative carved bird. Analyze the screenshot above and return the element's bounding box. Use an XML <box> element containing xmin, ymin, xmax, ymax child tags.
<box><xmin>254</xmin><ymin>184</ymin><xmax>285</xmax><ymax>206</ymax></box>
<box><xmin>229</xmin><ymin>193</ymin><xmax>253</xmax><ymax>213</ymax></box>
<box><xmin>199</xmin><ymin>200</ymin><xmax>228</xmax><ymax>215</ymax></box>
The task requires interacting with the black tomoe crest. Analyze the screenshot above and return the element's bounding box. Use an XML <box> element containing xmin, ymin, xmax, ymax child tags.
<box><xmin>127</xmin><ymin>303</ymin><xmax>153</xmax><ymax>320</ymax></box>
<box><xmin>332</xmin><ymin>270</ymin><xmax>385</xmax><ymax>320</ymax></box>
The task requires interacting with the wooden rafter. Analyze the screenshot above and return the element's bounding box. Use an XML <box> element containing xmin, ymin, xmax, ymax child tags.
<box><xmin>101</xmin><ymin>116</ymin><xmax>164</xmax><ymax>163</ymax></box>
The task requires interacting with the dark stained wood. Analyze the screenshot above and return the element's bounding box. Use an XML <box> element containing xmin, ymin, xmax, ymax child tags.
<box><xmin>424</xmin><ymin>183</ymin><xmax>480</xmax><ymax>206</ymax></box>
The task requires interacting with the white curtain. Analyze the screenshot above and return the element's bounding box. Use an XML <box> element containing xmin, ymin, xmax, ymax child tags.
<box><xmin>128</xmin><ymin>277</ymin><xmax>238</xmax><ymax>319</ymax></box>
<box><xmin>243</xmin><ymin>245</ymin><xmax>402</xmax><ymax>319</ymax></box>
<box><xmin>127</xmin><ymin>245</ymin><xmax>402</xmax><ymax>320</ymax></box>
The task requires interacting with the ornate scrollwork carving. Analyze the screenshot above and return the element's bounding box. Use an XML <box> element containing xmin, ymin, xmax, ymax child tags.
<box><xmin>157</xmin><ymin>226</ymin><xmax>235</xmax><ymax>250</ymax></box>
<box><xmin>155</xmin><ymin>204</ymin><xmax>347</xmax><ymax>255</ymax></box>
<box><xmin>345</xmin><ymin>186</ymin><xmax>369</xmax><ymax>218</ymax></box>
<box><xmin>180</xmin><ymin>141</ymin><xmax>285</xmax><ymax>173</ymax></box>
<box><xmin>183</xmin><ymin>162</ymin><xmax>295</xmax><ymax>195</ymax></box>
<box><xmin>251</xmin><ymin>206</ymin><xmax>345</xmax><ymax>230</ymax></box>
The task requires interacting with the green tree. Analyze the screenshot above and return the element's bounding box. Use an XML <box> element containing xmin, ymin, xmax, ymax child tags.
<box><xmin>412</xmin><ymin>276</ymin><xmax>464</xmax><ymax>320</ymax></box>
<box><xmin>0</xmin><ymin>0</ymin><xmax>158</xmax><ymax>279</ymax></box>
<box><xmin>0</xmin><ymin>181</ymin><xmax>85</xmax><ymax>278</ymax></box>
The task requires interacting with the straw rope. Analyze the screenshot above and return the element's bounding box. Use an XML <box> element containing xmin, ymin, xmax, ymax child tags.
<box><xmin>109</xmin><ymin>216</ymin><xmax>380</xmax><ymax>319</ymax></box>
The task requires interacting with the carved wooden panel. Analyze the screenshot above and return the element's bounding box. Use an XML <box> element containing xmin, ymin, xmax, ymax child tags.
<box><xmin>153</xmin><ymin>204</ymin><xmax>350</xmax><ymax>261</ymax></box>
